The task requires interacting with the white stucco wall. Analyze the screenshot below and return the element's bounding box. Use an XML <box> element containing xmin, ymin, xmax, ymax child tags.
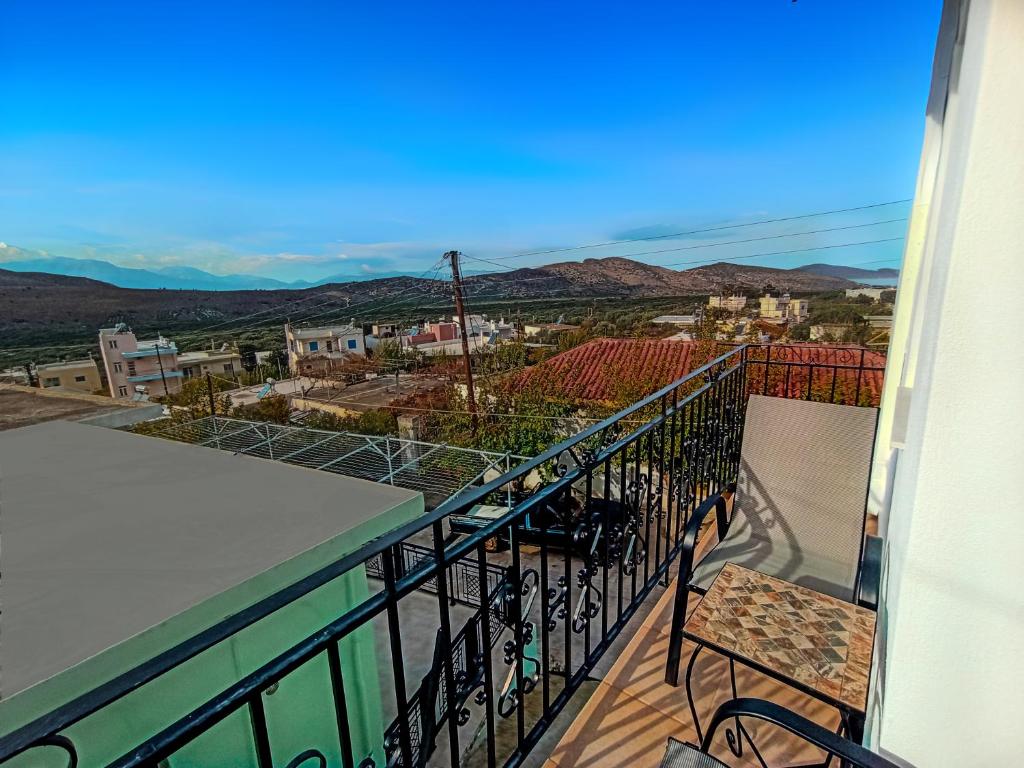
<box><xmin>869</xmin><ymin>1</ymin><xmax>1024</xmax><ymax>764</ymax></box>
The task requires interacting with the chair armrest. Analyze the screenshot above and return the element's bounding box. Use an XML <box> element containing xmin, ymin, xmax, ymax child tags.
<box><xmin>665</xmin><ymin>491</ymin><xmax>730</xmax><ymax>685</ymax></box>
<box><xmin>858</xmin><ymin>534</ymin><xmax>883</xmax><ymax>611</ymax></box>
<box><xmin>679</xmin><ymin>492</ymin><xmax>730</xmax><ymax>582</ymax></box>
<box><xmin>702</xmin><ymin>698</ymin><xmax>901</xmax><ymax>768</ymax></box>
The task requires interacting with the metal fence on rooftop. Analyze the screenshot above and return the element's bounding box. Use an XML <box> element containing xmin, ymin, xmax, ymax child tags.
<box><xmin>155</xmin><ymin>416</ymin><xmax>526</xmax><ymax>510</ymax></box>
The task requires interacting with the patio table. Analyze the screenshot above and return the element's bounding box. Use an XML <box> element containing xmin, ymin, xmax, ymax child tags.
<box><xmin>681</xmin><ymin>563</ymin><xmax>876</xmax><ymax>759</ymax></box>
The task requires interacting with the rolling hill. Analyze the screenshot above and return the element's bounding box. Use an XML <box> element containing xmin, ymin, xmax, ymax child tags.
<box><xmin>0</xmin><ymin>257</ymin><xmax>862</xmax><ymax>351</ymax></box>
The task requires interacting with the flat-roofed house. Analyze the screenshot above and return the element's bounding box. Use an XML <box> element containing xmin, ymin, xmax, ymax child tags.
<box><xmin>0</xmin><ymin>421</ymin><xmax>424</xmax><ymax>766</ymax></box>
<box><xmin>285</xmin><ymin>322</ymin><xmax>366</xmax><ymax>373</ymax></box>
<box><xmin>759</xmin><ymin>294</ymin><xmax>809</xmax><ymax>322</ymax></box>
<box><xmin>708</xmin><ymin>295</ymin><xmax>748</xmax><ymax>312</ymax></box>
<box><xmin>35</xmin><ymin>358</ymin><xmax>101</xmax><ymax>393</ymax></box>
<box><xmin>177</xmin><ymin>347</ymin><xmax>243</xmax><ymax>380</ymax></box>
<box><xmin>522</xmin><ymin>322</ymin><xmax>580</xmax><ymax>337</ymax></box>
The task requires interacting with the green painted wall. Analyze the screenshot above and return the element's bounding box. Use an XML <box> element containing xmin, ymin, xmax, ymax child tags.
<box><xmin>3</xmin><ymin>494</ymin><xmax>424</xmax><ymax>768</ymax></box>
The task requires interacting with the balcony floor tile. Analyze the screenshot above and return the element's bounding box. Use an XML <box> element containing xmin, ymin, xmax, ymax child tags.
<box><xmin>551</xmin><ymin>581</ymin><xmax>845</xmax><ymax>767</ymax></box>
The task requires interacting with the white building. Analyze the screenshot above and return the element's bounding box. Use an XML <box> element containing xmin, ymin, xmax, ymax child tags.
<box><xmin>707</xmin><ymin>295</ymin><xmax>747</xmax><ymax>312</ymax></box>
<box><xmin>284</xmin><ymin>322</ymin><xmax>366</xmax><ymax>373</ymax></box>
<box><xmin>522</xmin><ymin>322</ymin><xmax>580</xmax><ymax>337</ymax></box>
<box><xmin>651</xmin><ymin>315</ymin><xmax>697</xmax><ymax>326</ymax></box>
<box><xmin>846</xmin><ymin>287</ymin><xmax>889</xmax><ymax>301</ymax></box>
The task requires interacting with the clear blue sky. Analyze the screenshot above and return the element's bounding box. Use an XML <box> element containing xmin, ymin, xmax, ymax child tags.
<box><xmin>0</xmin><ymin>1</ymin><xmax>941</xmax><ymax>282</ymax></box>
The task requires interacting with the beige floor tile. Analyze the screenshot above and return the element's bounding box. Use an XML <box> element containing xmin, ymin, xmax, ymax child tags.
<box><xmin>549</xmin><ymin>681</ymin><xmax>691</xmax><ymax>768</ymax></box>
<box><xmin>604</xmin><ymin>626</ymin><xmax>733</xmax><ymax>730</ymax></box>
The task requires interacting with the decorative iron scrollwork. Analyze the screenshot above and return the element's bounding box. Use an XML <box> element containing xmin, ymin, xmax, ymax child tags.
<box><xmin>497</xmin><ymin>570</ymin><xmax>541</xmax><ymax>718</ymax></box>
<box><xmin>283</xmin><ymin>748</ymin><xmax>329</xmax><ymax>768</ymax></box>
<box><xmin>619</xmin><ymin>477</ymin><xmax>649</xmax><ymax>576</ymax></box>
<box><xmin>568</xmin><ymin>512</ymin><xmax>603</xmax><ymax>633</ymax></box>
<box><xmin>28</xmin><ymin>736</ymin><xmax>78</xmax><ymax>768</ymax></box>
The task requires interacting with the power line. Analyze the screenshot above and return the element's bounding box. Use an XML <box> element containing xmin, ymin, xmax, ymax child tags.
<box><xmin>659</xmin><ymin>237</ymin><xmax>903</xmax><ymax>268</ymax></box>
<box><xmin>0</xmin><ymin>278</ymin><xmax>448</xmax><ymax>362</ymax></box>
<box><xmin>455</xmin><ymin>237</ymin><xmax>905</xmax><ymax>302</ymax></box>
<box><xmin>460</xmin><ymin>218</ymin><xmax>905</xmax><ymax>277</ymax></box>
<box><xmin>482</xmin><ymin>199</ymin><xmax>911</xmax><ymax>261</ymax></box>
<box><xmin>171</xmin><ymin>260</ymin><xmax>448</xmax><ymax>344</ymax></box>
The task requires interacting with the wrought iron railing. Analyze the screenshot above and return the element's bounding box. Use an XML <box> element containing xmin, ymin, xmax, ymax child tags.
<box><xmin>743</xmin><ymin>343</ymin><xmax>886</xmax><ymax>407</ymax></box>
<box><xmin>365</xmin><ymin>542</ymin><xmax>507</xmax><ymax>612</ymax></box>
<box><xmin>0</xmin><ymin>344</ymin><xmax>883</xmax><ymax>768</ymax></box>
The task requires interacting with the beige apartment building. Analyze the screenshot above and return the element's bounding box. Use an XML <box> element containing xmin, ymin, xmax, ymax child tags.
<box><xmin>177</xmin><ymin>347</ymin><xmax>243</xmax><ymax>381</ymax></box>
<box><xmin>98</xmin><ymin>324</ymin><xmax>183</xmax><ymax>400</ymax></box>
<box><xmin>759</xmin><ymin>293</ymin><xmax>809</xmax><ymax>322</ymax></box>
<box><xmin>35</xmin><ymin>359</ymin><xmax>102</xmax><ymax>393</ymax></box>
<box><xmin>707</xmin><ymin>295</ymin><xmax>748</xmax><ymax>312</ymax></box>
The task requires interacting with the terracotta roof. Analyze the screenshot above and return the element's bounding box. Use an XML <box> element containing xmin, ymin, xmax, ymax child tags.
<box><xmin>514</xmin><ymin>339</ymin><xmax>886</xmax><ymax>406</ymax></box>
<box><xmin>515</xmin><ymin>338</ymin><xmax>702</xmax><ymax>403</ymax></box>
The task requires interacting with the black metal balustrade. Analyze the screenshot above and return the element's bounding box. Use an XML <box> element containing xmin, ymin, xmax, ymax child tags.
<box><xmin>0</xmin><ymin>344</ymin><xmax>883</xmax><ymax>768</ymax></box>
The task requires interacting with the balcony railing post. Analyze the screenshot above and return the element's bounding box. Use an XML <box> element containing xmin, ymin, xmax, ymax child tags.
<box><xmin>539</xmin><ymin>504</ymin><xmax>552</xmax><ymax>718</ymax></box>
<box><xmin>475</xmin><ymin>541</ymin><xmax>498</xmax><ymax>768</ymax></box>
<box><xmin>326</xmin><ymin>642</ymin><xmax>356</xmax><ymax>768</ymax></box>
<box><xmin>855</xmin><ymin>348</ymin><xmax>866</xmax><ymax>405</ymax></box>
<box><xmin>431</xmin><ymin>519</ymin><xmax>461</xmax><ymax>768</ymax></box>
<box><xmin>248</xmin><ymin>695</ymin><xmax>274</xmax><ymax>768</ymax></box>
<box><xmin>509</xmin><ymin>523</ymin><xmax>527</xmax><ymax>748</ymax></box>
<box><xmin>381</xmin><ymin>554</ymin><xmax>415</xmax><ymax>768</ymax></box>
<box><xmin>602</xmin><ymin>456</ymin><xmax>612</xmax><ymax>639</ymax></box>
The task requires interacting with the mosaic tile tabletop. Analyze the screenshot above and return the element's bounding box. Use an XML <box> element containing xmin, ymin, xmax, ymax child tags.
<box><xmin>684</xmin><ymin>563</ymin><xmax>875</xmax><ymax>712</ymax></box>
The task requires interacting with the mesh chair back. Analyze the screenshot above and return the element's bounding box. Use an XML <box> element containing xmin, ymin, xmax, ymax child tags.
<box><xmin>693</xmin><ymin>395</ymin><xmax>878</xmax><ymax>601</ymax></box>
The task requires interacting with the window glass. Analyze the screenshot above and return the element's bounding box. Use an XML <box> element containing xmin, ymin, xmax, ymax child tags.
<box><xmin>75</xmin><ymin>375</ymin><xmax>87</xmax><ymax>382</ymax></box>
<box><xmin>347</xmin><ymin>339</ymin><xmax>357</xmax><ymax>349</ymax></box>
<box><xmin>308</xmin><ymin>341</ymin><xmax>319</xmax><ymax>352</ymax></box>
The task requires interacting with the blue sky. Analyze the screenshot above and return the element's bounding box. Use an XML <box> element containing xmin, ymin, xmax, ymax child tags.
<box><xmin>0</xmin><ymin>1</ymin><xmax>940</xmax><ymax>282</ymax></box>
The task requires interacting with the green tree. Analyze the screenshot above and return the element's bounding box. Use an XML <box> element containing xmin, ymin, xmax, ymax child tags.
<box><xmin>164</xmin><ymin>377</ymin><xmax>234</xmax><ymax>419</ymax></box>
<box><xmin>789</xmin><ymin>322</ymin><xmax>811</xmax><ymax>342</ymax></box>
<box><xmin>232</xmin><ymin>394</ymin><xmax>290</xmax><ymax>424</ymax></box>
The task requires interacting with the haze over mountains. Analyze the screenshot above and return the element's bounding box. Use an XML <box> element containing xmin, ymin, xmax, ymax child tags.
<box><xmin>0</xmin><ymin>244</ymin><xmax>405</xmax><ymax>290</ymax></box>
<box><xmin>0</xmin><ymin>243</ymin><xmax>898</xmax><ymax>292</ymax></box>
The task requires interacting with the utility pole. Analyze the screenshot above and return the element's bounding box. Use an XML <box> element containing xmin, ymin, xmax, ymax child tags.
<box><xmin>206</xmin><ymin>371</ymin><xmax>217</xmax><ymax>417</ymax></box>
<box><xmin>154</xmin><ymin>337</ymin><xmax>170</xmax><ymax>396</ymax></box>
<box><xmin>445</xmin><ymin>250</ymin><xmax>478</xmax><ymax>432</ymax></box>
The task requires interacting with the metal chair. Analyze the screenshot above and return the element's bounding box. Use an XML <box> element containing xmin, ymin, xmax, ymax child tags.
<box><xmin>665</xmin><ymin>394</ymin><xmax>880</xmax><ymax>685</ymax></box>
<box><xmin>660</xmin><ymin>698</ymin><xmax>901</xmax><ymax>768</ymax></box>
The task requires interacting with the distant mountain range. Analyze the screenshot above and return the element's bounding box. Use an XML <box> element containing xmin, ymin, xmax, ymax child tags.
<box><xmin>797</xmin><ymin>263</ymin><xmax>900</xmax><ymax>281</ymax></box>
<box><xmin>0</xmin><ymin>244</ymin><xmax>898</xmax><ymax>293</ymax></box>
<box><xmin>0</xmin><ymin>245</ymin><xmax>405</xmax><ymax>290</ymax></box>
<box><xmin>0</xmin><ymin>254</ymin><xmax>898</xmax><ymax>350</ymax></box>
